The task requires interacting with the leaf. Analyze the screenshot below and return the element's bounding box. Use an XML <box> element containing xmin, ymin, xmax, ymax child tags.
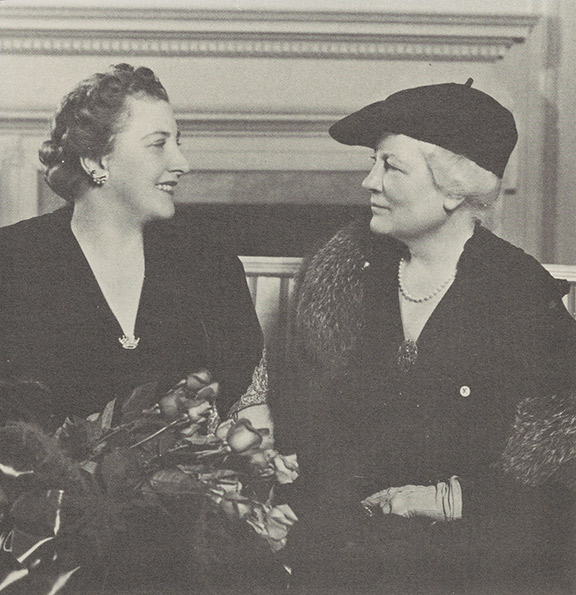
<box><xmin>99</xmin><ymin>448</ymin><xmax>144</xmax><ymax>497</ymax></box>
<box><xmin>10</xmin><ymin>490</ymin><xmax>62</xmax><ymax>539</ymax></box>
<box><xmin>120</xmin><ymin>381</ymin><xmax>160</xmax><ymax>423</ymax></box>
<box><xmin>0</xmin><ymin>422</ymin><xmax>85</xmax><ymax>490</ymax></box>
<box><xmin>54</xmin><ymin>416</ymin><xmax>96</xmax><ymax>460</ymax></box>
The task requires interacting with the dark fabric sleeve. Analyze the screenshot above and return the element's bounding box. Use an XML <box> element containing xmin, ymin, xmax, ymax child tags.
<box><xmin>201</xmin><ymin>250</ymin><xmax>263</xmax><ymax>415</ymax></box>
<box><xmin>446</xmin><ymin>291</ymin><xmax>576</xmax><ymax>588</ymax></box>
<box><xmin>267</xmin><ymin>252</ymin><xmax>316</xmax><ymax>455</ymax></box>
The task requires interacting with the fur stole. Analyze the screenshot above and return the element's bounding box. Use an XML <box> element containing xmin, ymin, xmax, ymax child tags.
<box><xmin>295</xmin><ymin>219</ymin><xmax>375</xmax><ymax>370</ymax></box>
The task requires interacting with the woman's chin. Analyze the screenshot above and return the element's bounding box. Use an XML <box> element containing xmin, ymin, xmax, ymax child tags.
<box><xmin>369</xmin><ymin>216</ymin><xmax>392</xmax><ymax>237</ymax></box>
<box><xmin>150</xmin><ymin>199</ymin><xmax>176</xmax><ymax>222</ymax></box>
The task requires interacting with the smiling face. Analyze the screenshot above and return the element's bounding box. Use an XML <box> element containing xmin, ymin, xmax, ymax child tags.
<box><xmin>362</xmin><ymin>134</ymin><xmax>452</xmax><ymax>242</ymax></box>
<box><xmin>102</xmin><ymin>96</ymin><xmax>190</xmax><ymax>224</ymax></box>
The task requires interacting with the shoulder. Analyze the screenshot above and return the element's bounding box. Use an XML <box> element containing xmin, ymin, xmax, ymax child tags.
<box><xmin>300</xmin><ymin>217</ymin><xmax>402</xmax><ymax>288</ymax></box>
<box><xmin>146</xmin><ymin>211</ymin><xmax>246</xmax><ymax>280</ymax></box>
<box><xmin>0</xmin><ymin>208</ymin><xmax>72</xmax><ymax>275</ymax></box>
<box><xmin>0</xmin><ymin>208</ymin><xmax>71</xmax><ymax>245</ymax></box>
<box><xmin>462</xmin><ymin>226</ymin><xmax>568</xmax><ymax>302</ymax></box>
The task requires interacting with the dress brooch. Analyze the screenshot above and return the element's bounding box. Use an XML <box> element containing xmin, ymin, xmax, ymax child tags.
<box><xmin>119</xmin><ymin>335</ymin><xmax>140</xmax><ymax>350</ymax></box>
<box><xmin>398</xmin><ymin>339</ymin><xmax>418</xmax><ymax>372</ymax></box>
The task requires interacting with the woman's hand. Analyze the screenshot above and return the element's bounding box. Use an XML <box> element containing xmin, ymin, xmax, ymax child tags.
<box><xmin>362</xmin><ymin>477</ymin><xmax>462</xmax><ymax>523</ymax></box>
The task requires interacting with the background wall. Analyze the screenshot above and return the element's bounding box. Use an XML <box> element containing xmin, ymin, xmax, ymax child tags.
<box><xmin>1</xmin><ymin>0</ymin><xmax>575</xmax><ymax>262</ymax></box>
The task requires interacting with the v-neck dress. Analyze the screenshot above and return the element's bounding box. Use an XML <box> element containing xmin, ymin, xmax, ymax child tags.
<box><xmin>0</xmin><ymin>207</ymin><xmax>262</xmax><ymax>424</ymax></box>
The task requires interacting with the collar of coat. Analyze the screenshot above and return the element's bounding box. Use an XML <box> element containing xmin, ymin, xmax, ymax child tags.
<box><xmin>295</xmin><ymin>218</ymin><xmax>568</xmax><ymax>370</ymax></box>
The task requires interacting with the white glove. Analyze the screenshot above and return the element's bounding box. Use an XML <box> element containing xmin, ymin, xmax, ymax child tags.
<box><xmin>361</xmin><ymin>476</ymin><xmax>462</xmax><ymax>522</ymax></box>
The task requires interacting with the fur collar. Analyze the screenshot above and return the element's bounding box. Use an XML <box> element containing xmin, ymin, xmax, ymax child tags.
<box><xmin>294</xmin><ymin>220</ymin><xmax>568</xmax><ymax>371</ymax></box>
<box><xmin>295</xmin><ymin>219</ymin><xmax>381</xmax><ymax>369</ymax></box>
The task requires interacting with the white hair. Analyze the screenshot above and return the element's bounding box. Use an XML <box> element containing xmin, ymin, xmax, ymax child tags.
<box><xmin>418</xmin><ymin>141</ymin><xmax>502</xmax><ymax>213</ymax></box>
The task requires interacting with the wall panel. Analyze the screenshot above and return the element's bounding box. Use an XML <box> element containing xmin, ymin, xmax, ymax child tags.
<box><xmin>2</xmin><ymin>1</ymin><xmax>564</xmax><ymax>262</ymax></box>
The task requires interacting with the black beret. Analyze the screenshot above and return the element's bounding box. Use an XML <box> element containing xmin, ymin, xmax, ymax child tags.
<box><xmin>328</xmin><ymin>80</ymin><xmax>517</xmax><ymax>178</ymax></box>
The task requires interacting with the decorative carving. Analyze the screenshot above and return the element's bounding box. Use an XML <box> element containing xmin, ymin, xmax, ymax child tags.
<box><xmin>0</xmin><ymin>33</ymin><xmax>518</xmax><ymax>61</ymax></box>
<box><xmin>0</xmin><ymin>6</ymin><xmax>538</xmax><ymax>62</ymax></box>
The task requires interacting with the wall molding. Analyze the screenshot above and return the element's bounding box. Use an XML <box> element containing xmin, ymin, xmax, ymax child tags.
<box><xmin>0</xmin><ymin>109</ymin><xmax>339</xmax><ymax>136</ymax></box>
<box><xmin>0</xmin><ymin>7</ymin><xmax>539</xmax><ymax>61</ymax></box>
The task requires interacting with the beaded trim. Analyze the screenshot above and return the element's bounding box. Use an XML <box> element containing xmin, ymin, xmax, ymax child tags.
<box><xmin>228</xmin><ymin>350</ymin><xmax>268</xmax><ymax>418</ymax></box>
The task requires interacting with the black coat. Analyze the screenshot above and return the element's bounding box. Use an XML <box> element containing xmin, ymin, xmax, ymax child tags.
<box><xmin>273</xmin><ymin>220</ymin><xmax>576</xmax><ymax>594</ymax></box>
<box><xmin>0</xmin><ymin>207</ymin><xmax>263</xmax><ymax>425</ymax></box>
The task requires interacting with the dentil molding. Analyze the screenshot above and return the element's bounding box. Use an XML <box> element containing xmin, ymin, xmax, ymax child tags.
<box><xmin>0</xmin><ymin>6</ymin><xmax>539</xmax><ymax>62</ymax></box>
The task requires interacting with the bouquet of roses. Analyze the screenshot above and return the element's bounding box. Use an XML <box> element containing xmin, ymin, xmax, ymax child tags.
<box><xmin>0</xmin><ymin>371</ymin><xmax>298</xmax><ymax>594</ymax></box>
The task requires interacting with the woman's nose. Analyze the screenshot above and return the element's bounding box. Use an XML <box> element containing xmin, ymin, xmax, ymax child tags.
<box><xmin>170</xmin><ymin>145</ymin><xmax>191</xmax><ymax>176</ymax></box>
<box><xmin>362</xmin><ymin>163</ymin><xmax>383</xmax><ymax>193</ymax></box>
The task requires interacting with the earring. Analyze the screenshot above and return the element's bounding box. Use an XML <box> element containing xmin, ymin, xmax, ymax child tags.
<box><xmin>90</xmin><ymin>169</ymin><xmax>108</xmax><ymax>186</ymax></box>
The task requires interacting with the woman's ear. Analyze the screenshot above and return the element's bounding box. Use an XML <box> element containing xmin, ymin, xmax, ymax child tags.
<box><xmin>443</xmin><ymin>194</ymin><xmax>466</xmax><ymax>214</ymax></box>
<box><xmin>80</xmin><ymin>156</ymin><xmax>109</xmax><ymax>186</ymax></box>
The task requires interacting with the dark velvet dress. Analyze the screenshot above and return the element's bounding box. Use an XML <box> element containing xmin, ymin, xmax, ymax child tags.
<box><xmin>0</xmin><ymin>206</ymin><xmax>263</xmax><ymax>425</ymax></box>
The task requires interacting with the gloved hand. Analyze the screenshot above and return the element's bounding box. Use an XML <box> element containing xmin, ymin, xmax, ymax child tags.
<box><xmin>361</xmin><ymin>476</ymin><xmax>462</xmax><ymax>523</ymax></box>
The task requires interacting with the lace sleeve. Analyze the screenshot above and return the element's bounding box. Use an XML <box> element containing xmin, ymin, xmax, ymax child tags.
<box><xmin>228</xmin><ymin>350</ymin><xmax>268</xmax><ymax>419</ymax></box>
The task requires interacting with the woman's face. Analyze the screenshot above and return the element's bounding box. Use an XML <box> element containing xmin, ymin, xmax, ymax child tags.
<box><xmin>102</xmin><ymin>96</ymin><xmax>190</xmax><ymax>224</ymax></box>
<box><xmin>362</xmin><ymin>134</ymin><xmax>449</xmax><ymax>242</ymax></box>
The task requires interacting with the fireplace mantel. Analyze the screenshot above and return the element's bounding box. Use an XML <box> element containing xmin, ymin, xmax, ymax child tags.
<box><xmin>0</xmin><ymin>4</ymin><xmax>538</xmax><ymax>62</ymax></box>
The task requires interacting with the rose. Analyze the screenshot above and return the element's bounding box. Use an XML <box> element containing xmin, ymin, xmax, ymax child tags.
<box><xmin>158</xmin><ymin>366</ymin><xmax>218</xmax><ymax>422</ymax></box>
<box><xmin>214</xmin><ymin>492</ymin><xmax>253</xmax><ymax>521</ymax></box>
<box><xmin>273</xmin><ymin>453</ymin><xmax>299</xmax><ymax>484</ymax></box>
<box><xmin>158</xmin><ymin>392</ymin><xmax>185</xmax><ymax>419</ymax></box>
<box><xmin>245</xmin><ymin>504</ymin><xmax>299</xmax><ymax>552</ymax></box>
<box><xmin>185</xmin><ymin>369</ymin><xmax>212</xmax><ymax>392</ymax></box>
<box><xmin>217</xmin><ymin>419</ymin><xmax>264</xmax><ymax>454</ymax></box>
<box><xmin>243</xmin><ymin>448</ymin><xmax>277</xmax><ymax>478</ymax></box>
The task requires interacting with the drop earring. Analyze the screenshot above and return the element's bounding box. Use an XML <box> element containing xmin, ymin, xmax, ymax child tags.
<box><xmin>90</xmin><ymin>170</ymin><xmax>108</xmax><ymax>186</ymax></box>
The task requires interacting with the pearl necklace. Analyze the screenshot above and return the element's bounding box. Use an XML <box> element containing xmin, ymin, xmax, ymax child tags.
<box><xmin>398</xmin><ymin>257</ymin><xmax>456</xmax><ymax>303</ymax></box>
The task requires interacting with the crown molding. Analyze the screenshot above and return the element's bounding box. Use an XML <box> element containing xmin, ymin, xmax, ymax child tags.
<box><xmin>0</xmin><ymin>7</ymin><xmax>539</xmax><ymax>62</ymax></box>
<box><xmin>0</xmin><ymin>109</ymin><xmax>340</xmax><ymax>136</ymax></box>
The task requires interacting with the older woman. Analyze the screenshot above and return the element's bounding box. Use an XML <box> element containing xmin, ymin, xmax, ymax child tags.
<box><xmin>272</xmin><ymin>80</ymin><xmax>576</xmax><ymax>593</ymax></box>
<box><xmin>0</xmin><ymin>64</ymin><xmax>262</xmax><ymax>427</ymax></box>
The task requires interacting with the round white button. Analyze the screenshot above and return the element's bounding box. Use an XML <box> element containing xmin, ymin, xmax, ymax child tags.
<box><xmin>460</xmin><ymin>386</ymin><xmax>471</xmax><ymax>397</ymax></box>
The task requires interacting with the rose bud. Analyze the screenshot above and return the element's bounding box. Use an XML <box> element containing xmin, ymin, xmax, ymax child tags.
<box><xmin>187</xmin><ymin>400</ymin><xmax>212</xmax><ymax>423</ymax></box>
<box><xmin>245</xmin><ymin>449</ymin><xmax>277</xmax><ymax>477</ymax></box>
<box><xmin>158</xmin><ymin>393</ymin><xmax>183</xmax><ymax>419</ymax></box>
<box><xmin>226</xmin><ymin>419</ymin><xmax>263</xmax><ymax>454</ymax></box>
<box><xmin>186</xmin><ymin>369</ymin><xmax>212</xmax><ymax>392</ymax></box>
<box><xmin>215</xmin><ymin>419</ymin><xmax>234</xmax><ymax>442</ymax></box>
<box><xmin>274</xmin><ymin>453</ymin><xmax>299</xmax><ymax>484</ymax></box>
<box><xmin>195</xmin><ymin>382</ymin><xmax>219</xmax><ymax>404</ymax></box>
